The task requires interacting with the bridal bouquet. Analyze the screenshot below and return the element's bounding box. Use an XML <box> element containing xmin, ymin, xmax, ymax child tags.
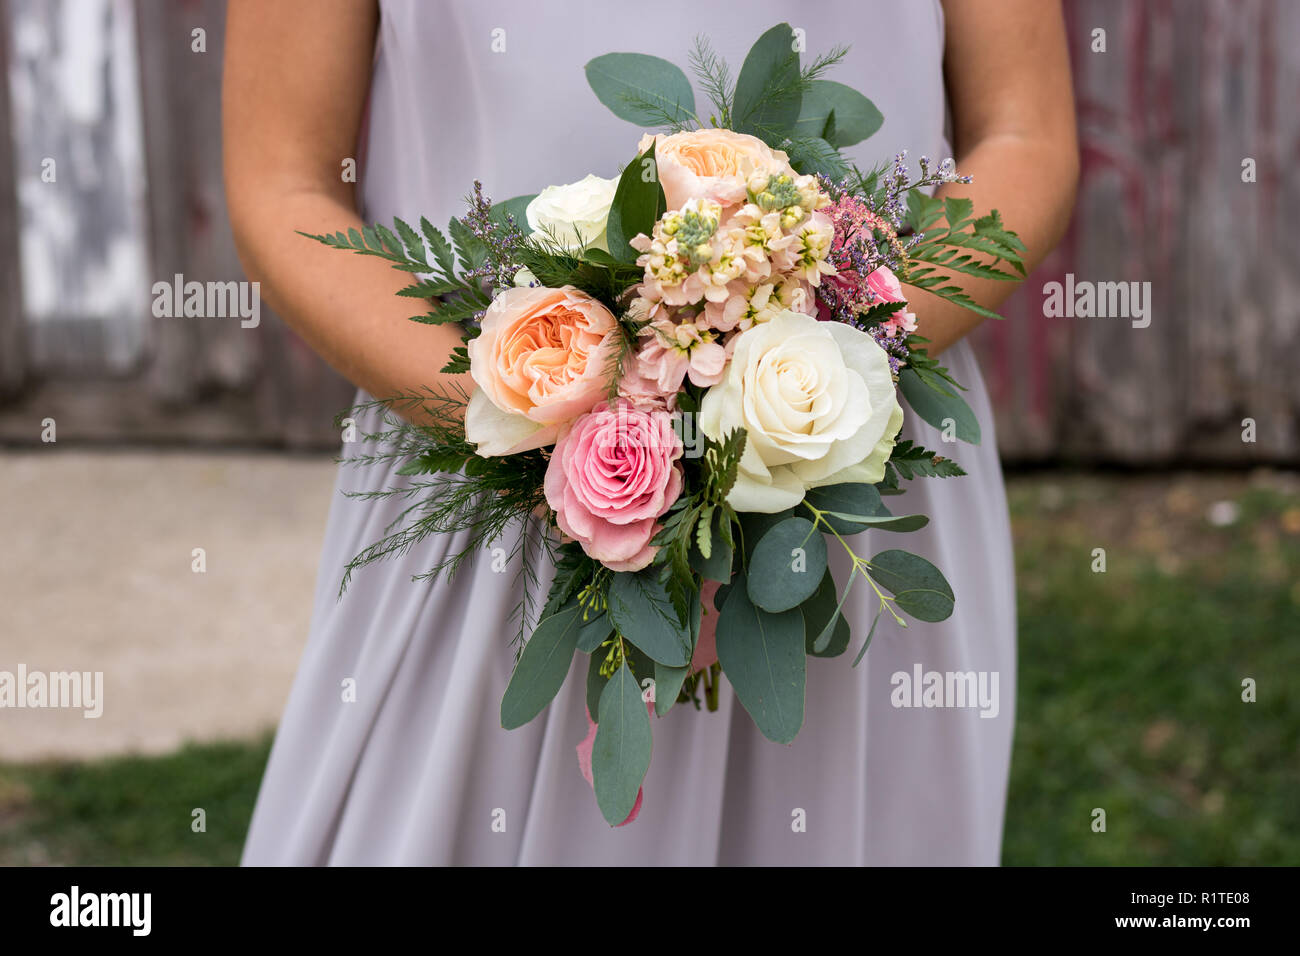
<box><xmin>307</xmin><ymin>24</ymin><xmax>1025</xmax><ymax>825</ymax></box>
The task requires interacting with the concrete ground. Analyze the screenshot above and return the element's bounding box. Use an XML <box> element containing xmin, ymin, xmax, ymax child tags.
<box><xmin>1</xmin><ymin>449</ymin><xmax>337</xmax><ymax>761</ymax></box>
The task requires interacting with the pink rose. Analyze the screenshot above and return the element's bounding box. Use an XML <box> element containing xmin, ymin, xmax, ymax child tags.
<box><xmin>865</xmin><ymin>265</ymin><xmax>906</xmax><ymax>302</ymax></box>
<box><xmin>865</xmin><ymin>266</ymin><xmax>918</xmax><ymax>336</ymax></box>
<box><xmin>465</xmin><ymin>286</ymin><xmax>617</xmax><ymax>456</ymax></box>
<box><xmin>544</xmin><ymin>399</ymin><xmax>683</xmax><ymax>571</ymax></box>
<box><xmin>636</xmin><ymin>129</ymin><xmax>792</xmax><ymax>212</ymax></box>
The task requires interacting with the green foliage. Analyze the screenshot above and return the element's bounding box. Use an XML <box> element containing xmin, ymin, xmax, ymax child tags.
<box><xmin>899</xmin><ymin>367</ymin><xmax>981</xmax><ymax>445</ymax></box>
<box><xmin>802</xmin><ymin>482</ymin><xmax>890</xmax><ymax>535</ymax></box>
<box><xmin>689</xmin><ymin>504</ymin><xmax>733</xmax><ymax>581</ymax></box>
<box><xmin>793</xmin><ymin>79</ymin><xmax>883</xmax><ymax>147</ymax></box>
<box><xmin>729</xmin><ymin>23</ymin><xmax>850</xmax><ymax>148</ymax></box>
<box><xmin>654</xmin><ymin>659</ymin><xmax>691</xmax><ymax>717</ymax></box>
<box><xmin>855</xmin><ymin>299</ymin><xmax>909</xmax><ymax>329</ymax></box>
<box><xmin>747</xmin><ymin>516</ymin><xmax>827</xmax><ymax>612</ymax></box>
<box><xmin>585</xmin><ymin>52</ymin><xmax>697</xmax><ymax>130</ymax></box>
<box><xmin>687</xmin><ymin>35</ymin><xmax>735</xmax><ymax>127</ymax></box>
<box><xmin>605</xmin><ymin>142</ymin><xmax>667</xmax><ymax>263</ymax></box>
<box><xmin>514</xmin><ymin>241</ymin><xmax>642</xmax><ymax>308</ymax></box>
<box><xmin>866</xmin><ymin>549</ymin><xmax>955</xmax><ymax>623</ymax></box>
<box><xmin>651</xmin><ymin>426</ymin><xmax>746</xmax><ymax>621</ymax></box>
<box><xmin>491</xmin><ymin>194</ymin><xmax>536</xmax><ymax>233</ymax></box>
<box><xmin>880</xmin><ymin>440</ymin><xmax>967</xmax><ymax>492</ymax></box>
<box><xmin>592</xmin><ymin>662</ymin><xmax>654</xmax><ymax>825</ymax></box>
<box><xmin>902</xmin><ymin>192</ymin><xmax>1027</xmax><ymax>320</ymax></box>
<box><xmin>784</xmin><ymin>135</ymin><xmax>850</xmax><ymax>181</ymax></box>
<box><xmin>732</xmin><ymin>23</ymin><xmax>804</xmax><ymax>137</ymax></box>
<box><xmin>331</xmin><ymin>390</ymin><xmax>552</xmax><ymax>658</ymax></box>
<box><xmin>803</xmin><ymin>569</ymin><xmax>852</xmax><ymax>657</ymax></box>
<box><xmin>500</xmin><ymin>604</ymin><xmax>585</xmax><ymax>729</ymax></box>
<box><xmin>299</xmin><ymin>216</ymin><xmax>492</xmax><ymax>332</ymax></box>
<box><xmin>607</xmin><ymin>568</ymin><xmax>692</xmax><ymax>667</ymax></box>
<box><xmin>715</xmin><ymin>570</ymin><xmax>807</xmax><ymax>743</ymax></box>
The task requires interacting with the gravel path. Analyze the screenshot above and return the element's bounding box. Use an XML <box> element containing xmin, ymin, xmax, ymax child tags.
<box><xmin>1</xmin><ymin>450</ymin><xmax>338</xmax><ymax>761</ymax></box>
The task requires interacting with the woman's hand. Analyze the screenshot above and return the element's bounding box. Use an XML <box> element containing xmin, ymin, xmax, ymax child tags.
<box><xmin>223</xmin><ymin>1</ymin><xmax>472</xmax><ymax>425</ymax></box>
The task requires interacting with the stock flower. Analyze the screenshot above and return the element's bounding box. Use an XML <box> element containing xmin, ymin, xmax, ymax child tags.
<box><xmin>788</xmin><ymin>211</ymin><xmax>837</xmax><ymax>285</ymax></box>
<box><xmin>465</xmin><ymin>286</ymin><xmax>617</xmax><ymax>456</ymax></box>
<box><xmin>698</xmin><ymin>310</ymin><xmax>904</xmax><ymax>512</ymax></box>
<box><xmin>543</xmin><ymin>399</ymin><xmax>683</xmax><ymax>571</ymax></box>
<box><xmin>525</xmin><ymin>173</ymin><xmax>618</xmax><ymax>252</ymax></box>
<box><xmin>702</xmin><ymin>275</ymin><xmax>815</xmax><ymax>331</ymax></box>
<box><xmin>630</xmin><ymin>181</ymin><xmax>834</xmax><ymax>321</ymax></box>
<box><xmin>630</xmin><ymin>316</ymin><xmax>728</xmax><ymax>395</ymax></box>
<box><xmin>637</xmin><ymin>129</ymin><xmax>792</xmax><ymax>211</ymax></box>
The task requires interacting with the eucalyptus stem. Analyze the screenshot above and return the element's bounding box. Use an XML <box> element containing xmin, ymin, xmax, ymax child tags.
<box><xmin>802</xmin><ymin>504</ymin><xmax>908</xmax><ymax>629</ymax></box>
<box><xmin>703</xmin><ymin>662</ymin><xmax>722</xmax><ymax>712</ymax></box>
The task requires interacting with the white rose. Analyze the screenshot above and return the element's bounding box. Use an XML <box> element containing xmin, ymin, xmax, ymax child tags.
<box><xmin>525</xmin><ymin>173</ymin><xmax>618</xmax><ymax>252</ymax></box>
<box><xmin>698</xmin><ymin>310</ymin><xmax>904</xmax><ymax>513</ymax></box>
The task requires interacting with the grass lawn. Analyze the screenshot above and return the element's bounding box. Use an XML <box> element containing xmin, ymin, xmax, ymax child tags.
<box><xmin>2</xmin><ymin>471</ymin><xmax>1297</xmax><ymax>866</ymax></box>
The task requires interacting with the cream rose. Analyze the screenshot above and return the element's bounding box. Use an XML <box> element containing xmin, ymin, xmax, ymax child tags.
<box><xmin>525</xmin><ymin>174</ymin><xmax>618</xmax><ymax>252</ymax></box>
<box><xmin>698</xmin><ymin>310</ymin><xmax>904</xmax><ymax>512</ymax></box>
<box><xmin>636</xmin><ymin>129</ymin><xmax>792</xmax><ymax>212</ymax></box>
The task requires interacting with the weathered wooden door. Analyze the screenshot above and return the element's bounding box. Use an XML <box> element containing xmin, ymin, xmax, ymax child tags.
<box><xmin>0</xmin><ymin>0</ymin><xmax>354</xmax><ymax>448</ymax></box>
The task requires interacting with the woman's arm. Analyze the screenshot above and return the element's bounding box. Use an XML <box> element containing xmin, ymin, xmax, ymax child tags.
<box><xmin>911</xmin><ymin>0</ymin><xmax>1080</xmax><ymax>355</ymax></box>
<box><xmin>222</xmin><ymin>0</ymin><xmax>471</xmax><ymax>415</ymax></box>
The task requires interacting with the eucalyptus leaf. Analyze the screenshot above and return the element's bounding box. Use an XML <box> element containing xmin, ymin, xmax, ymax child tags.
<box><xmin>820</xmin><ymin>511</ymin><xmax>930</xmax><ymax>533</ymax></box>
<box><xmin>793</xmin><ymin>80</ymin><xmax>883</xmax><ymax>147</ymax></box>
<box><xmin>592</xmin><ymin>663</ymin><xmax>653</xmax><ymax>825</ymax></box>
<box><xmin>605</xmin><ymin>142</ymin><xmax>667</xmax><ymax>263</ymax></box>
<box><xmin>500</xmin><ymin>605</ymin><xmax>583</xmax><ymax>729</ymax></box>
<box><xmin>586</xmin><ymin>651</ymin><xmax>607</xmax><ymax>720</ymax></box>
<box><xmin>654</xmin><ymin>661</ymin><xmax>689</xmax><ymax>717</ymax></box>
<box><xmin>622</xmin><ymin>640</ymin><xmax>656</xmax><ymax>692</ymax></box>
<box><xmin>899</xmin><ymin>367</ymin><xmax>981</xmax><ymax>445</ymax></box>
<box><xmin>575</xmin><ymin>610</ymin><xmax>612</xmax><ymax>653</ymax></box>
<box><xmin>584</xmin><ymin>52</ymin><xmax>696</xmax><ymax>127</ymax></box>
<box><xmin>738</xmin><ymin>507</ymin><xmax>796</xmax><ymax>560</ymax></box>
<box><xmin>803</xmin><ymin>569</ymin><xmax>851</xmax><ymax>657</ymax></box>
<box><xmin>716</xmin><ymin>578</ymin><xmax>806</xmax><ymax>744</ymax></box>
<box><xmin>733</xmin><ymin>23</ymin><xmax>802</xmax><ymax>138</ymax></box>
<box><xmin>607</xmin><ymin>568</ymin><xmax>692</xmax><ymax>666</ymax></box>
<box><xmin>851</xmin><ymin>603</ymin><xmax>885</xmax><ymax>666</ymax></box>
<box><xmin>868</xmin><ymin>549</ymin><xmax>956</xmax><ymax>623</ymax></box>
<box><xmin>652</xmin><ymin>588</ymin><xmax>700</xmax><ymax>718</ymax></box>
<box><xmin>747</xmin><ymin>516</ymin><xmax>827</xmax><ymax>612</ymax></box>
<box><xmin>803</xmin><ymin>483</ymin><xmax>889</xmax><ymax>534</ymax></box>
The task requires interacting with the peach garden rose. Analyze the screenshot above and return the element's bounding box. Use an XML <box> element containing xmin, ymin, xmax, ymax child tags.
<box><xmin>465</xmin><ymin>285</ymin><xmax>618</xmax><ymax>456</ymax></box>
<box><xmin>636</xmin><ymin>128</ymin><xmax>794</xmax><ymax>212</ymax></box>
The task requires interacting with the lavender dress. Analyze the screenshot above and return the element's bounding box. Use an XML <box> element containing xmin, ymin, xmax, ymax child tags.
<box><xmin>242</xmin><ymin>0</ymin><xmax>1017</xmax><ymax>865</ymax></box>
